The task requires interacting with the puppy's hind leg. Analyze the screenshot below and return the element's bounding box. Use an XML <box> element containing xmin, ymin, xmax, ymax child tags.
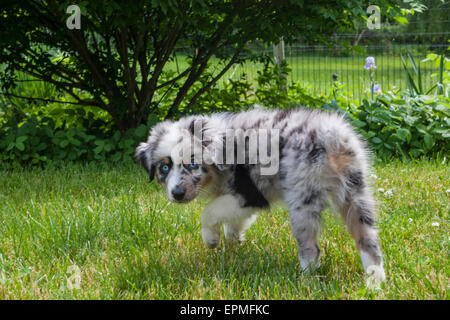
<box><xmin>338</xmin><ymin>179</ymin><xmax>386</xmax><ymax>284</ymax></box>
<box><xmin>285</xmin><ymin>185</ymin><xmax>327</xmax><ymax>272</ymax></box>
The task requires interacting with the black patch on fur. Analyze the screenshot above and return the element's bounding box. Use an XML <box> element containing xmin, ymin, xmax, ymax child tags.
<box><xmin>232</xmin><ymin>165</ymin><xmax>269</xmax><ymax>208</ymax></box>
<box><xmin>307</xmin><ymin>145</ymin><xmax>326</xmax><ymax>163</ymax></box>
<box><xmin>287</xmin><ymin>124</ymin><xmax>305</xmax><ymax>137</ymax></box>
<box><xmin>274</xmin><ymin>109</ymin><xmax>292</xmax><ymax>124</ymax></box>
<box><xmin>249</xmin><ymin>118</ymin><xmax>265</xmax><ymax>129</ymax></box>
<box><xmin>303</xmin><ymin>188</ymin><xmax>321</xmax><ymax>205</ymax></box>
<box><xmin>279</xmin><ymin>122</ymin><xmax>289</xmax><ymax>134</ymax></box>
<box><xmin>153</xmin><ymin>128</ymin><xmax>166</xmax><ymax>151</ymax></box>
<box><xmin>189</xmin><ymin>118</ymin><xmax>212</xmax><ymax>148</ymax></box>
<box><xmin>136</xmin><ymin>127</ymin><xmax>166</xmax><ymax>181</ymax></box>
<box><xmin>202</xmin><ymin>139</ymin><xmax>212</xmax><ymax>148</ymax></box>
<box><xmin>278</xmin><ymin>136</ymin><xmax>286</xmax><ymax>157</ymax></box>
<box><xmin>311</xmin><ymin>211</ymin><xmax>321</xmax><ymax>220</ymax></box>
<box><xmin>188</xmin><ymin>119</ymin><xmax>196</xmax><ymax>135</ymax></box>
<box><xmin>347</xmin><ymin>171</ymin><xmax>365</xmax><ymax>190</ymax></box>
<box><xmin>358</xmin><ymin>207</ymin><xmax>374</xmax><ymax>226</ymax></box>
<box><xmin>189</xmin><ymin>118</ymin><xmax>207</xmax><ymax>136</ymax></box>
<box><xmin>137</xmin><ymin>147</ymin><xmax>155</xmax><ymax>181</ymax></box>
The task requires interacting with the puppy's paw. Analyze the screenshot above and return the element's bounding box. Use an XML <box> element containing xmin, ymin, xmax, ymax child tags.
<box><xmin>300</xmin><ymin>259</ymin><xmax>321</xmax><ymax>273</ymax></box>
<box><xmin>223</xmin><ymin>225</ymin><xmax>244</xmax><ymax>243</ymax></box>
<box><xmin>365</xmin><ymin>265</ymin><xmax>386</xmax><ymax>288</ymax></box>
<box><xmin>299</xmin><ymin>246</ymin><xmax>321</xmax><ymax>272</ymax></box>
<box><xmin>205</xmin><ymin>239</ymin><xmax>220</xmax><ymax>249</ymax></box>
<box><xmin>202</xmin><ymin>228</ymin><xmax>220</xmax><ymax>249</ymax></box>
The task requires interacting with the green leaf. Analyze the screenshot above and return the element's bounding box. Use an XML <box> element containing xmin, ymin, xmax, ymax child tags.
<box><xmin>407</xmin><ymin>52</ymin><xmax>421</xmax><ymax>84</ymax></box>
<box><xmin>147</xmin><ymin>114</ymin><xmax>159</xmax><ymax>127</ymax></box>
<box><xmin>366</xmin><ymin>131</ymin><xmax>376</xmax><ymax>138</ymax></box>
<box><xmin>410</xmin><ymin>148</ymin><xmax>423</xmax><ymax>157</ymax></box>
<box><xmin>404</xmin><ymin>115</ymin><xmax>419</xmax><ymax>126</ymax></box>
<box><xmin>435</xmin><ymin>104</ymin><xmax>449</xmax><ymax>114</ymax></box>
<box><xmin>401</xmin><ymin>54</ymin><xmax>419</xmax><ymax>95</ymax></box>
<box><xmin>16</xmin><ymin>136</ymin><xmax>28</xmax><ymax>144</ymax></box>
<box><xmin>416</xmin><ymin>125</ymin><xmax>429</xmax><ymax>135</ymax></box>
<box><xmin>94</xmin><ymin>145</ymin><xmax>103</xmax><ymax>154</ymax></box>
<box><xmin>134</xmin><ymin>124</ymin><xmax>148</xmax><ymax>138</ymax></box>
<box><xmin>37</xmin><ymin>143</ymin><xmax>47</xmax><ymax>151</ymax></box>
<box><xmin>15</xmin><ymin>142</ymin><xmax>25</xmax><ymax>151</ymax></box>
<box><xmin>394</xmin><ymin>16</ymin><xmax>408</xmax><ymax>25</ymax></box>
<box><xmin>69</xmin><ymin>138</ymin><xmax>81</xmax><ymax>146</ymax></box>
<box><xmin>85</xmin><ymin>135</ymin><xmax>95</xmax><ymax>142</ymax></box>
<box><xmin>383</xmin><ymin>143</ymin><xmax>394</xmax><ymax>150</ymax></box>
<box><xmin>396</xmin><ymin>128</ymin><xmax>411</xmax><ymax>142</ymax></box>
<box><xmin>111</xmin><ymin>153</ymin><xmax>122</xmax><ymax>162</ymax></box>
<box><xmin>6</xmin><ymin>142</ymin><xmax>15</xmax><ymax>151</ymax></box>
<box><xmin>371</xmin><ymin>137</ymin><xmax>382</xmax><ymax>144</ymax></box>
<box><xmin>423</xmin><ymin>134</ymin><xmax>434</xmax><ymax>150</ymax></box>
<box><xmin>352</xmin><ymin>120</ymin><xmax>366</xmax><ymax>128</ymax></box>
<box><xmin>438</xmin><ymin>54</ymin><xmax>444</xmax><ymax>95</ymax></box>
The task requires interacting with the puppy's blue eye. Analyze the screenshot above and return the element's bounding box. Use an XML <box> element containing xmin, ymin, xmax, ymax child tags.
<box><xmin>161</xmin><ymin>165</ymin><xmax>170</xmax><ymax>173</ymax></box>
<box><xmin>189</xmin><ymin>163</ymin><xmax>199</xmax><ymax>170</ymax></box>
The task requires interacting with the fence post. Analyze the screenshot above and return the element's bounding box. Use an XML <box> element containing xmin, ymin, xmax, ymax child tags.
<box><xmin>273</xmin><ymin>38</ymin><xmax>287</xmax><ymax>90</ymax></box>
<box><xmin>273</xmin><ymin>37</ymin><xmax>285</xmax><ymax>67</ymax></box>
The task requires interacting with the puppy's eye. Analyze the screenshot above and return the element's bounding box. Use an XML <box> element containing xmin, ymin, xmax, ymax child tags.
<box><xmin>161</xmin><ymin>164</ymin><xmax>170</xmax><ymax>173</ymax></box>
<box><xmin>189</xmin><ymin>163</ymin><xmax>199</xmax><ymax>170</ymax></box>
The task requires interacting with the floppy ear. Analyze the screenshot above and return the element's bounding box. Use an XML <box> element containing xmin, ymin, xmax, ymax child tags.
<box><xmin>135</xmin><ymin>142</ymin><xmax>155</xmax><ymax>181</ymax></box>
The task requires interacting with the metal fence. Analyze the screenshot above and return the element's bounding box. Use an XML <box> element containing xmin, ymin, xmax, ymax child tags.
<box><xmin>229</xmin><ymin>32</ymin><xmax>449</xmax><ymax>100</ymax></box>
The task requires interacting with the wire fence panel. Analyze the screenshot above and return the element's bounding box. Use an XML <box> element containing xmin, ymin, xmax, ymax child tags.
<box><xmin>286</xmin><ymin>43</ymin><xmax>446</xmax><ymax>100</ymax></box>
<box><xmin>225</xmin><ymin>32</ymin><xmax>448</xmax><ymax>100</ymax></box>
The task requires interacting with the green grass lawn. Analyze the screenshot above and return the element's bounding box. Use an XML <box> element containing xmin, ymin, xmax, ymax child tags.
<box><xmin>0</xmin><ymin>160</ymin><xmax>448</xmax><ymax>299</ymax></box>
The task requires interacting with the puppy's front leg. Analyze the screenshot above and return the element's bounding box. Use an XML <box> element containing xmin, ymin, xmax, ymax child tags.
<box><xmin>201</xmin><ymin>194</ymin><xmax>254</xmax><ymax>249</ymax></box>
<box><xmin>201</xmin><ymin>217</ymin><xmax>221</xmax><ymax>249</ymax></box>
<box><xmin>201</xmin><ymin>196</ymin><xmax>228</xmax><ymax>249</ymax></box>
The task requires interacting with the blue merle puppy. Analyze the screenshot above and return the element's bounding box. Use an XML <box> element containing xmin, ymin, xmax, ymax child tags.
<box><xmin>136</xmin><ymin>107</ymin><xmax>386</xmax><ymax>283</ymax></box>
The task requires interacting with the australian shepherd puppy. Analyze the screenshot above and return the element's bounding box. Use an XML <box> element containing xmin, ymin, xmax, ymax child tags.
<box><xmin>136</xmin><ymin>107</ymin><xmax>386</xmax><ymax>283</ymax></box>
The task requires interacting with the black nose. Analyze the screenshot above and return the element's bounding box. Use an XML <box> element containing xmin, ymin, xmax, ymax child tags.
<box><xmin>171</xmin><ymin>187</ymin><xmax>186</xmax><ymax>200</ymax></box>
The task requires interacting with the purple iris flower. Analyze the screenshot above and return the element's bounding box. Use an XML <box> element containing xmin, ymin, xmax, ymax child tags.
<box><xmin>373</xmin><ymin>83</ymin><xmax>381</xmax><ymax>93</ymax></box>
<box><xmin>364</xmin><ymin>56</ymin><xmax>377</xmax><ymax>70</ymax></box>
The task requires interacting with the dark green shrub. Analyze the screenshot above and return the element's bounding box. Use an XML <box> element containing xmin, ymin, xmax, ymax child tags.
<box><xmin>0</xmin><ymin>115</ymin><xmax>157</xmax><ymax>166</ymax></box>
